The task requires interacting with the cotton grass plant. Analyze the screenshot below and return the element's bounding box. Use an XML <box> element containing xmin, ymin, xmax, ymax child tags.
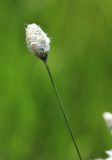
<box><xmin>95</xmin><ymin>112</ymin><xmax>112</xmax><ymax>160</ymax></box>
<box><xmin>25</xmin><ymin>23</ymin><xmax>82</xmax><ymax>160</ymax></box>
<box><xmin>103</xmin><ymin>112</ymin><xmax>112</xmax><ymax>133</ymax></box>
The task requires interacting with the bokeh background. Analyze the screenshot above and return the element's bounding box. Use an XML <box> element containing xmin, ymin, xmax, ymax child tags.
<box><xmin>0</xmin><ymin>0</ymin><xmax>112</xmax><ymax>159</ymax></box>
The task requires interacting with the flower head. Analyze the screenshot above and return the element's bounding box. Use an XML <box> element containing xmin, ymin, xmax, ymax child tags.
<box><xmin>106</xmin><ymin>150</ymin><xmax>112</xmax><ymax>157</ymax></box>
<box><xmin>94</xmin><ymin>113</ymin><xmax>112</xmax><ymax>160</ymax></box>
<box><xmin>95</xmin><ymin>150</ymin><xmax>112</xmax><ymax>160</ymax></box>
<box><xmin>103</xmin><ymin>112</ymin><xmax>112</xmax><ymax>129</ymax></box>
<box><xmin>25</xmin><ymin>23</ymin><xmax>50</xmax><ymax>61</ymax></box>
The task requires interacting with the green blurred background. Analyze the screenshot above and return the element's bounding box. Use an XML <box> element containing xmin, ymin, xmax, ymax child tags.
<box><xmin>0</xmin><ymin>0</ymin><xmax>112</xmax><ymax>159</ymax></box>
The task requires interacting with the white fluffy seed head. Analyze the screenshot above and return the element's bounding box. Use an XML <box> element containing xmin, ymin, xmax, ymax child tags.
<box><xmin>103</xmin><ymin>112</ymin><xmax>112</xmax><ymax>129</ymax></box>
<box><xmin>25</xmin><ymin>23</ymin><xmax>50</xmax><ymax>61</ymax></box>
<box><xmin>95</xmin><ymin>150</ymin><xmax>112</xmax><ymax>160</ymax></box>
<box><xmin>106</xmin><ymin>150</ymin><xmax>112</xmax><ymax>157</ymax></box>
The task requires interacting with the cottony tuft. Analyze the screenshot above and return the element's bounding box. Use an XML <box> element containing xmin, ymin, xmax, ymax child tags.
<box><xmin>26</xmin><ymin>23</ymin><xmax>50</xmax><ymax>61</ymax></box>
<box><xmin>103</xmin><ymin>112</ymin><xmax>112</xmax><ymax>129</ymax></box>
<box><xmin>95</xmin><ymin>150</ymin><xmax>112</xmax><ymax>160</ymax></box>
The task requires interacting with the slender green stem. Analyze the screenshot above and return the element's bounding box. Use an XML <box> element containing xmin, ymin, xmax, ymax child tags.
<box><xmin>44</xmin><ymin>62</ymin><xmax>82</xmax><ymax>160</ymax></box>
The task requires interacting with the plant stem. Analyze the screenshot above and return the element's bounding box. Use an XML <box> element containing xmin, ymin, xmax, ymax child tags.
<box><xmin>44</xmin><ymin>62</ymin><xmax>82</xmax><ymax>160</ymax></box>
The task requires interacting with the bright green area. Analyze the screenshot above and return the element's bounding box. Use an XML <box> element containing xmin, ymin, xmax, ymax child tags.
<box><xmin>0</xmin><ymin>0</ymin><xmax>112</xmax><ymax>159</ymax></box>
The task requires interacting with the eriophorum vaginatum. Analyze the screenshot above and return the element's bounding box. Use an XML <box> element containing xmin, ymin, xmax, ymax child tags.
<box><xmin>26</xmin><ymin>23</ymin><xmax>50</xmax><ymax>61</ymax></box>
<box><xmin>25</xmin><ymin>23</ymin><xmax>82</xmax><ymax>160</ymax></box>
<box><xmin>103</xmin><ymin>112</ymin><xmax>112</xmax><ymax>129</ymax></box>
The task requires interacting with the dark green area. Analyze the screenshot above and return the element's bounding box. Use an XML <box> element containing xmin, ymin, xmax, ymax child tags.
<box><xmin>0</xmin><ymin>0</ymin><xmax>112</xmax><ymax>159</ymax></box>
